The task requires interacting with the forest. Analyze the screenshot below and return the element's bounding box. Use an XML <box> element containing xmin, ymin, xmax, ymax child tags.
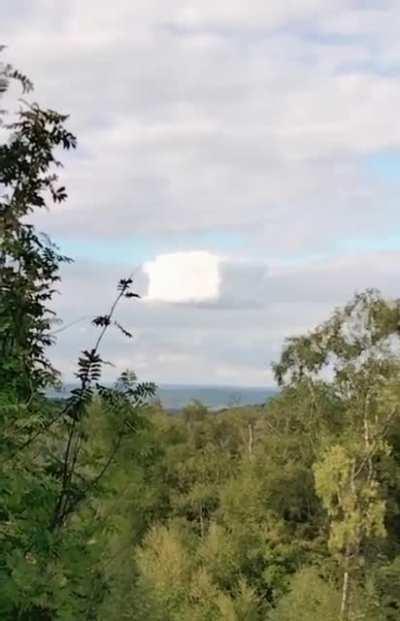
<box><xmin>2</xmin><ymin>55</ymin><xmax>400</xmax><ymax>621</ymax></box>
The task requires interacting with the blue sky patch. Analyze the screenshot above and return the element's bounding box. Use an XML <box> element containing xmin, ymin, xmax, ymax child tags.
<box><xmin>365</xmin><ymin>150</ymin><xmax>400</xmax><ymax>182</ymax></box>
<box><xmin>55</xmin><ymin>231</ymin><xmax>246</xmax><ymax>265</ymax></box>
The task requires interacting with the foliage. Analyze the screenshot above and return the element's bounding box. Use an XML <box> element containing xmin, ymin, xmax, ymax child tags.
<box><xmin>0</xmin><ymin>53</ymin><xmax>155</xmax><ymax>619</ymax></box>
<box><xmin>101</xmin><ymin>291</ymin><xmax>400</xmax><ymax>620</ymax></box>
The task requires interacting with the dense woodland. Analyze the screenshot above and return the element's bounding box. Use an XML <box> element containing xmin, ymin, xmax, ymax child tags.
<box><xmin>2</xmin><ymin>55</ymin><xmax>400</xmax><ymax>621</ymax></box>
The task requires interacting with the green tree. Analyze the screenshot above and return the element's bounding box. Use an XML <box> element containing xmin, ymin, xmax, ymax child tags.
<box><xmin>0</xmin><ymin>59</ymin><xmax>75</xmax><ymax>402</ymax></box>
<box><xmin>0</xmin><ymin>53</ymin><xmax>155</xmax><ymax>619</ymax></box>
<box><xmin>270</xmin><ymin>567</ymin><xmax>340</xmax><ymax>621</ymax></box>
<box><xmin>275</xmin><ymin>290</ymin><xmax>400</xmax><ymax>620</ymax></box>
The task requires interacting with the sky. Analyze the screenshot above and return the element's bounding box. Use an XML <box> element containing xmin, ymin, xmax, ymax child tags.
<box><xmin>3</xmin><ymin>0</ymin><xmax>400</xmax><ymax>387</ymax></box>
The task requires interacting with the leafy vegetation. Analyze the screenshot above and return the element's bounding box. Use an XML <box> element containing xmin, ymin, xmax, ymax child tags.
<box><xmin>2</xmin><ymin>54</ymin><xmax>400</xmax><ymax>620</ymax></box>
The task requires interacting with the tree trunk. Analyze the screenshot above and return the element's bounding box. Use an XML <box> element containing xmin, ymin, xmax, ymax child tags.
<box><xmin>248</xmin><ymin>423</ymin><xmax>254</xmax><ymax>458</ymax></box>
<box><xmin>340</xmin><ymin>549</ymin><xmax>351</xmax><ymax>621</ymax></box>
<box><xmin>199</xmin><ymin>504</ymin><xmax>204</xmax><ymax>539</ymax></box>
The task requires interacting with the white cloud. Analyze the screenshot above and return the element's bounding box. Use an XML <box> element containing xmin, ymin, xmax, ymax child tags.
<box><xmin>49</xmin><ymin>250</ymin><xmax>400</xmax><ymax>386</ymax></box>
<box><xmin>173</xmin><ymin>0</ymin><xmax>343</xmax><ymax>29</ymax></box>
<box><xmin>144</xmin><ymin>251</ymin><xmax>221</xmax><ymax>303</ymax></box>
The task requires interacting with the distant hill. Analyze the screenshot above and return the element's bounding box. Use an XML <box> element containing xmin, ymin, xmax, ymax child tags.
<box><xmin>154</xmin><ymin>385</ymin><xmax>277</xmax><ymax>410</ymax></box>
<box><xmin>49</xmin><ymin>383</ymin><xmax>277</xmax><ymax>410</ymax></box>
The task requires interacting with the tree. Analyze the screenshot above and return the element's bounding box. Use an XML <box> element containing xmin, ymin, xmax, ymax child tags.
<box><xmin>0</xmin><ymin>52</ymin><xmax>155</xmax><ymax>619</ymax></box>
<box><xmin>270</xmin><ymin>567</ymin><xmax>340</xmax><ymax>621</ymax></box>
<box><xmin>0</xmin><ymin>55</ymin><xmax>75</xmax><ymax>402</ymax></box>
<box><xmin>275</xmin><ymin>290</ymin><xmax>400</xmax><ymax>620</ymax></box>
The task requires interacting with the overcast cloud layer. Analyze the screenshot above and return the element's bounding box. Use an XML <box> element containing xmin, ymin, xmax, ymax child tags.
<box><xmin>4</xmin><ymin>1</ymin><xmax>400</xmax><ymax>386</ymax></box>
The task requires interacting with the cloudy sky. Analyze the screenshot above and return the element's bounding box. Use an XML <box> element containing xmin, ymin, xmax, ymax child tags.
<box><xmin>4</xmin><ymin>0</ymin><xmax>400</xmax><ymax>386</ymax></box>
